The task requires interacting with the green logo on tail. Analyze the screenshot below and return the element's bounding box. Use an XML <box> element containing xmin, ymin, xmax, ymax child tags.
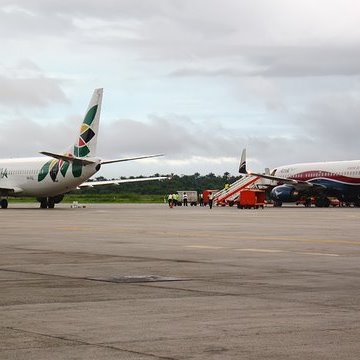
<box><xmin>73</xmin><ymin>105</ymin><xmax>97</xmax><ymax>157</ymax></box>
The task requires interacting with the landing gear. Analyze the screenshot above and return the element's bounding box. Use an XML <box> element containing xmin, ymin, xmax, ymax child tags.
<box><xmin>48</xmin><ymin>198</ymin><xmax>55</xmax><ymax>209</ymax></box>
<box><xmin>38</xmin><ymin>196</ymin><xmax>60</xmax><ymax>209</ymax></box>
<box><xmin>273</xmin><ymin>200</ymin><xmax>283</xmax><ymax>207</ymax></box>
<box><xmin>40</xmin><ymin>198</ymin><xmax>48</xmax><ymax>209</ymax></box>
<box><xmin>304</xmin><ymin>197</ymin><xmax>312</xmax><ymax>207</ymax></box>
<box><xmin>0</xmin><ymin>199</ymin><xmax>8</xmax><ymax>209</ymax></box>
<box><xmin>315</xmin><ymin>197</ymin><xmax>330</xmax><ymax>208</ymax></box>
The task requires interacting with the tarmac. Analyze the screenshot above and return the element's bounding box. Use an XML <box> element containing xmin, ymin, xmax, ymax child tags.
<box><xmin>1</xmin><ymin>203</ymin><xmax>360</xmax><ymax>359</ymax></box>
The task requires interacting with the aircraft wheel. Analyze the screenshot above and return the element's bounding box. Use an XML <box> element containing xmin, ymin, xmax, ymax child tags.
<box><xmin>315</xmin><ymin>198</ymin><xmax>330</xmax><ymax>208</ymax></box>
<box><xmin>53</xmin><ymin>194</ymin><xmax>64</xmax><ymax>204</ymax></box>
<box><xmin>40</xmin><ymin>198</ymin><xmax>48</xmax><ymax>209</ymax></box>
<box><xmin>0</xmin><ymin>199</ymin><xmax>8</xmax><ymax>209</ymax></box>
<box><xmin>48</xmin><ymin>198</ymin><xmax>55</xmax><ymax>209</ymax></box>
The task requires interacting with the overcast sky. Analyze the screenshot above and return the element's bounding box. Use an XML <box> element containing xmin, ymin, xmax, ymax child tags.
<box><xmin>1</xmin><ymin>0</ymin><xmax>360</xmax><ymax>177</ymax></box>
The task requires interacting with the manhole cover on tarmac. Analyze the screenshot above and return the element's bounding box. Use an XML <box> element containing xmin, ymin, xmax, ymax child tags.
<box><xmin>90</xmin><ymin>275</ymin><xmax>187</xmax><ymax>283</ymax></box>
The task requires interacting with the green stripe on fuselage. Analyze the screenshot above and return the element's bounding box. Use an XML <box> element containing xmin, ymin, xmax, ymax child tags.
<box><xmin>38</xmin><ymin>160</ymin><xmax>52</xmax><ymax>182</ymax></box>
<box><xmin>72</xmin><ymin>161</ymin><xmax>82</xmax><ymax>177</ymax></box>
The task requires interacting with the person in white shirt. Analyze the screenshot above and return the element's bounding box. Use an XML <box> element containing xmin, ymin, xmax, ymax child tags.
<box><xmin>208</xmin><ymin>192</ymin><xmax>214</xmax><ymax>209</ymax></box>
<box><xmin>183</xmin><ymin>192</ymin><xmax>188</xmax><ymax>206</ymax></box>
<box><xmin>168</xmin><ymin>193</ymin><xmax>173</xmax><ymax>208</ymax></box>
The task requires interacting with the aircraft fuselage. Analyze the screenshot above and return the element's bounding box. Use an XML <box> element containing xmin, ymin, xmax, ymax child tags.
<box><xmin>0</xmin><ymin>157</ymin><xmax>100</xmax><ymax>197</ymax></box>
<box><xmin>272</xmin><ymin>160</ymin><xmax>360</xmax><ymax>201</ymax></box>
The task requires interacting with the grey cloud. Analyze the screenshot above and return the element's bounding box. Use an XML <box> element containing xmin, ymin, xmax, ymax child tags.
<box><xmin>0</xmin><ymin>107</ymin><xmax>358</xmax><ymax>176</ymax></box>
<box><xmin>296</xmin><ymin>94</ymin><xmax>360</xmax><ymax>157</ymax></box>
<box><xmin>95</xmin><ymin>115</ymin><xmax>345</xmax><ymax>176</ymax></box>
<box><xmin>98</xmin><ymin>114</ymin><xmax>300</xmax><ymax>163</ymax></box>
<box><xmin>170</xmin><ymin>46</ymin><xmax>360</xmax><ymax>78</ymax></box>
<box><xmin>250</xmin><ymin>47</ymin><xmax>360</xmax><ymax>77</ymax></box>
<box><xmin>3</xmin><ymin>0</ymin><xmax>360</xmax><ymax>78</ymax></box>
<box><xmin>97</xmin><ymin>115</ymin><xmax>205</xmax><ymax>158</ymax></box>
<box><xmin>0</xmin><ymin>0</ymin><xmax>174</xmax><ymax>24</ymax></box>
<box><xmin>245</xmin><ymin>94</ymin><xmax>360</xmax><ymax>170</ymax></box>
<box><xmin>0</xmin><ymin>116</ymin><xmax>74</xmax><ymax>157</ymax></box>
<box><xmin>0</xmin><ymin>5</ymin><xmax>74</xmax><ymax>38</ymax></box>
<box><xmin>44</xmin><ymin>109</ymin><xmax>360</xmax><ymax>172</ymax></box>
<box><xmin>0</xmin><ymin>74</ymin><xmax>68</xmax><ymax>108</ymax></box>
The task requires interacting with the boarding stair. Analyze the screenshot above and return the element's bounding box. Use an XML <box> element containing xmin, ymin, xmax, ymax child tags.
<box><xmin>213</xmin><ymin>174</ymin><xmax>261</xmax><ymax>206</ymax></box>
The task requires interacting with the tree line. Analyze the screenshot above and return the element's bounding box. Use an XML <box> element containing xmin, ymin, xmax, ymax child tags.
<box><xmin>76</xmin><ymin>172</ymin><xmax>241</xmax><ymax>195</ymax></box>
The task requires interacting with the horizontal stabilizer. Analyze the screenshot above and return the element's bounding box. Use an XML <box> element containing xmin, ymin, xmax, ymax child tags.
<box><xmin>40</xmin><ymin>151</ymin><xmax>96</xmax><ymax>165</ymax></box>
<box><xmin>101</xmin><ymin>154</ymin><xmax>164</xmax><ymax>165</ymax></box>
<box><xmin>79</xmin><ymin>176</ymin><xmax>170</xmax><ymax>188</ymax></box>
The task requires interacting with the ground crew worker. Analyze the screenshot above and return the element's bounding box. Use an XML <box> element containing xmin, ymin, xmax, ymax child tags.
<box><xmin>173</xmin><ymin>193</ymin><xmax>178</xmax><ymax>206</ymax></box>
<box><xmin>168</xmin><ymin>193</ymin><xmax>173</xmax><ymax>208</ymax></box>
<box><xmin>183</xmin><ymin>192</ymin><xmax>188</xmax><ymax>206</ymax></box>
<box><xmin>208</xmin><ymin>192</ymin><xmax>214</xmax><ymax>209</ymax></box>
<box><xmin>199</xmin><ymin>193</ymin><xmax>204</xmax><ymax>206</ymax></box>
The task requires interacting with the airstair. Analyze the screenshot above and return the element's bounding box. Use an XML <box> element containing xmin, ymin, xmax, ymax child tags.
<box><xmin>214</xmin><ymin>175</ymin><xmax>261</xmax><ymax>206</ymax></box>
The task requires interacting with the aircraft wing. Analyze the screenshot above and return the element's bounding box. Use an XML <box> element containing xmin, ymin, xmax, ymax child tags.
<box><xmin>249</xmin><ymin>172</ymin><xmax>300</xmax><ymax>185</ymax></box>
<box><xmin>249</xmin><ymin>172</ymin><xmax>326</xmax><ymax>190</ymax></box>
<box><xmin>79</xmin><ymin>176</ymin><xmax>170</xmax><ymax>188</ymax></box>
<box><xmin>101</xmin><ymin>154</ymin><xmax>164</xmax><ymax>165</ymax></box>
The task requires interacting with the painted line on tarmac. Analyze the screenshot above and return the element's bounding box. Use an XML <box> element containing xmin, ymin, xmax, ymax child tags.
<box><xmin>54</xmin><ymin>227</ymin><xmax>360</xmax><ymax>247</ymax></box>
<box><xmin>295</xmin><ymin>251</ymin><xmax>340</xmax><ymax>257</ymax></box>
<box><xmin>186</xmin><ymin>245</ymin><xmax>225</xmax><ymax>249</ymax></box>
<box><xmin>243</xmin><ymin>235</ymin><xmax>360</xmax><ymax>245</ymax></box>
<box><xmin>235</xmin><ymin>248</ymin><xmax>286</xmax><ymax>253</ymax></box>
<box><xmin>186</xmin><ymin>245</ymin><xmax>340</xmax><ymax>257</ymax></box>
<box><xmin>235</xmin><ymin>248</ymin><xmax>340</xmax><ymax>257</ymax></box>
<box><xmin>236</xmin><ymin>249</ymin><xmax>340</xmax><ymax>257</ymax></box>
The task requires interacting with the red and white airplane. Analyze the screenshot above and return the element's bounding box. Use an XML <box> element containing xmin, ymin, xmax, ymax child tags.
<box><xmin>245</xmin><ymin>151</ymin><xmax>360</xmax><ymax>207</ymax></box>
<box><xmin>0</xmin><ymin>88</ymin><xmax>166</xmax><ymax>209</ymax></box>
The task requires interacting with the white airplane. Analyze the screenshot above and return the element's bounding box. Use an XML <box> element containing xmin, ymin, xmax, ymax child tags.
<box><xmin>248</xmin><ymin>151</ymin><xmax>360</xmax><ymax>207</ymax></box>
<box><xmin>0</xmin><ymin>88</ymin><xmax>167</xmax><ymax>209</ymax></box>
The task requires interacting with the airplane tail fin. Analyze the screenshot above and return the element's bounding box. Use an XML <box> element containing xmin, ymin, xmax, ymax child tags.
<box><xmin>239</xmin><ymin>148</ymin><xmax>247</xmax><ymax>174</ymax></box>
<box><xmin>71</xmin><ymin>88</ymin><xmax>103</xmax><ymax>158</ymax></box>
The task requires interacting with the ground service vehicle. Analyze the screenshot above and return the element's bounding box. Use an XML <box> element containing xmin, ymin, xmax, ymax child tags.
<box><xmin>177</xmin><ymin>191</ymin><xmax>198</xmax><ymax>206</ymax></box>
<box><xmin>237</xmin><ymin>189</ymin><xmax>265</xmax><ymax>209</ymax></box>
<box><xmin>202</xmin><ymin>189</ymin><xmax>219</xmax><ymax>206</ymax></box>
